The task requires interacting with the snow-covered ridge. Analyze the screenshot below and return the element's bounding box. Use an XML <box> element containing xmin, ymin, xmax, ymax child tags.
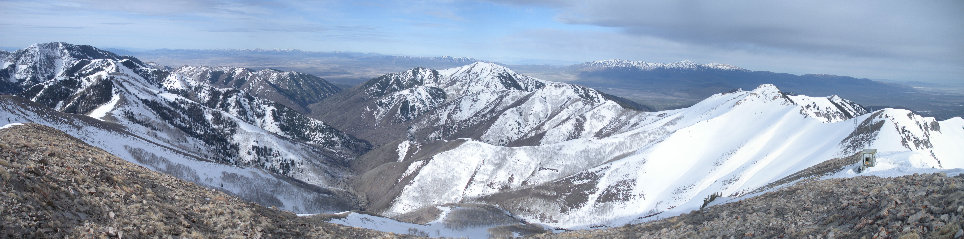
<box><xmin>380</xmin><ymin>84</ymin><xmax>963</xmax><ymax>229</ymax></box>
<box><xmin>580</xmin><ymin>59</ymin><xmax>746</xmax><ymax>71</ymax></box>
<box><xmin>165</xmin><ymin>65</ymin><xmax>341</xmax><ymax>111</ymax></box>
<box><xmin>789</xmin><ymin>94</ymin><xmax>868</xmax><ymax>123</ymax></box>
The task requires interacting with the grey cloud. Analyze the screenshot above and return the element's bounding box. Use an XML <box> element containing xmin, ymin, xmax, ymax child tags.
<box><xmin>494</xmin><ymin>0</ymin><xmax>964</xmax><ymax>63</ymax></box>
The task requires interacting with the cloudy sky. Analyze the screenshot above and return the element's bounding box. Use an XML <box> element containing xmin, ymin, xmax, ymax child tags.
<box><xmin>1</xmin><ymin>0</ymin><xmax>961</xmax><ymax>84</ymax></box>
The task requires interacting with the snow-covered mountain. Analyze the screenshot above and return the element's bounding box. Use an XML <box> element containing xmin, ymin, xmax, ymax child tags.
<box><xmin>306</xmin><ymin>60</ymin><xmax>960</xmax><ymax>233</ymax></box>
<box><xmin>358</xmin><ymin>84</ymin><xmax>962</xmax><ymax>229</ymax></box>
<box><xmin>578</xmin><ymin>59</ymin><xmax>746</xmax><ymax>72</ymax></box>
<box><xmin>0</xmin><ymin>42</ymin><xmax>368</xmax><ymax>213</ymax></box>
<box><xmin>3</xmin><ymin>43</ymin><xmax>962</xmax><ymax>238</ymax></box>
<box><xmin>311</xmin><ymin>62</ymin><xmax>650</xmax><ymax>147</ymax></box>
<box><xmin>166</xmin><ymin>66</ymin><xmax>340</xmax><ymax>112</ymax></box>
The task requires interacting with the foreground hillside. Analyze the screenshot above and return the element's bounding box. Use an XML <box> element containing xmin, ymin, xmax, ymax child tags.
<box><xmin>536</xmin><ymin>173</ymin><xmax>964</xmax><ymax>238</ymax></box>
<box><xmin>0</xmin><ymin>123</ymin><xmax>397</xmax><ymax>238</ymax></box>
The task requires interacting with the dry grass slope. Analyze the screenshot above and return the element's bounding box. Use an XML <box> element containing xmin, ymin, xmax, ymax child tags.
<box><xmin>0</xmin><ymin>123</ymin><xmax>405</xmax><ymax>238</ymax></box>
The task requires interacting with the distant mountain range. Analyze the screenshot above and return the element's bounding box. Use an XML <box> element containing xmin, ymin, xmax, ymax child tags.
<box><xmin>515</xmin><ymin>59</ymin><xmax>964</xmax><ymax>120</ymax></box>
<box><xmin>2</xmin><ymin>42</ymin><xmax>962</xmax><ymax>238</ymax></box>
<box><xmin>107</xmin><ymin>48</ymin><xmax>481</xmax><ymax>86</ymax></box>
<box><xmin>107</xmin><ymin>48</ymin><xmax>963</xmax><ymax>120</ymax></box>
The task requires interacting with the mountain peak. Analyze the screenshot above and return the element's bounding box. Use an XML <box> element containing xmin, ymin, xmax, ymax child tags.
<box><xmin>19</xmin><ymin>42</ymin><xmax>122</xmax><ymax>62</ymax></box>
<box><xmin>456</xmin><ymin>61</ymin><xmax>513</xmax><ymax>74</ymax></box>
<box><xmin>439</xmin><ymin>62</ymin><xmax>545</xmax><ymax>92</ymax></box>
<box><xmin>752</xmin><ymin>83</ymin><xmax>782</xmax><ymax>94</ymax></box>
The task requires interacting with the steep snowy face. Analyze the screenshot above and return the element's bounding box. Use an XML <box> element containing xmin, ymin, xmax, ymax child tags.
<box><xmin>360</xmin><ymin>67</ymin><xmax>447</xmax><ymax>122</ymax></box>
<box><xmin>5</xmin><ymin>50</ymin><xmax>162</xmax><ymax>118</ymax></box>
<box><xmin>0</xmin><ymin>42</ymin><xmax>164</xmax><ymax>94</ymax></box>
<box><xmin>789</xmin><ymin>94</ymin><xmax>868</xmax><ymax>123</ymax></box>
<box><xmin>378</xmin><ymin>84</ymin><xmax>963</xmax><ymax>229</ymax></box>
<box><xmin>315</xmin><ymin>61</ymin><xmax>650</xmax><ymax>146</ymax></box>
<box><xmin>359</xmin><ymin>62</ymin><xmax>549</xmax><ymax>123</ymax></box>
<box><xmin>0</xmin><ymin>43</ymin><xmax>368</xmax><ymax>201</ymax></box>
<box><xmin>578</xmin><ymin>59</ymin><xmax>746</xmax><ymax>72</ymax></box>
<box><xmin>362</xmin><ymin>67</ymin><xmax>441</xmax><ymax>98</ymax></box>
<box><xmin>842</xmin><ymin>108</ymin><xmax>956</xmax><ymax>167</ymax></box>
<box><xmin>167</xmin><ymin>66</ymin><xmax>340</xmax><ymax>112</ymax></box>
<box><xmin>2</xmin><ymin>42</ymin><xmax>118</xmax><ymax>84</ymax></box>
<box><xmin>161</xmin><ymin>66</ymin><xmax>369</xmax><ymax>155</ymax></box>
<box><xmin>0</xmin><ymin>96</ymin><xmax>357</xmax><ymax>214</ymax></box>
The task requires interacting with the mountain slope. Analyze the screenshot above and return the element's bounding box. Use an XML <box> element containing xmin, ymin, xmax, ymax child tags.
<box><xmin>311</xmin><ymin>62</ymin><xmax>651</xmax><ymax>147</ymax></box>
<box><xmin>0</xmin><ymin>42</ymin><xmax>369</xmax><ymax>213</ymax></box>
<box><xmin>0</xmin><ymin>123</ymin><xmax>397</xmax><ymax>238</ymax></box>
<box><xmin>365</xmin><ymin>84</ymin><xmax>963</xmax><ymax>228</ymax></box>
<box><xmin>0</xmin><ymin>95</ymin><xmax>357</xmax><ymax>213</ymax></box>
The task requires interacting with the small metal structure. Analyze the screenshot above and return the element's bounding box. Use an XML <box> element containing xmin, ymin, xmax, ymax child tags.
<box><xmin>858</xmin><ymin>149</ymin><xmax>877</xmax><ymax>172</ymax></box>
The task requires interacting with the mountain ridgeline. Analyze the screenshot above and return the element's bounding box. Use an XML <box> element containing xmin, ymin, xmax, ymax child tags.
<box><xmin>310</xmin><ymin>63</ymin><xmax>652</xmax><ymax>147</ymax></box>
<box><xmin>515</xmin><ymin>59</ymin><xmax>964</xmax><ymax>120</ymax></box>
<box><xmin>2</xmin><ymin>42</ymin><xmax>963</xmax><ymax>238</ymax></box>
